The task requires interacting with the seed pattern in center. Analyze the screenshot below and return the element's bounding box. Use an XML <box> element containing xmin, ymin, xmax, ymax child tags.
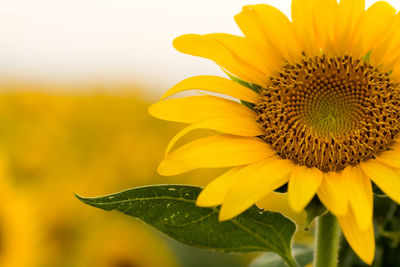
<box><xmin>255</xmin><ymin>55</ymin><xmax>400</xmax><ymax>172</ymax></box>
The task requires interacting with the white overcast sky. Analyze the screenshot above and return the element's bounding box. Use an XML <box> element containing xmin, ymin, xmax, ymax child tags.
<box><xmin>0</xmin><ymin>0</ymin><xmax>399</xmax><ymax>96</ymax></box>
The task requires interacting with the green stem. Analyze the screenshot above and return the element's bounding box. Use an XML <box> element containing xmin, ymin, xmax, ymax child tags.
<box><xmin>314</xmin><ymin>212</ymin><xmax>340</xmax><ymax>267</ymax></box>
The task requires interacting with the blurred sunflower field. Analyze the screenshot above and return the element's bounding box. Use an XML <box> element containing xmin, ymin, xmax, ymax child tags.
<box><xmin>0</xmin><ymin>84</ymin><xmax>309</xmax><ymax>267</ymax></box>
<box><xmin>0</xmin><ymin>85</ymin><xmax>310</xmax><ymax>267</ymax></box>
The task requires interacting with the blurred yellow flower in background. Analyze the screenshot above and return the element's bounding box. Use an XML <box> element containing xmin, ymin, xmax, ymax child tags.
<box><xmin>0</xmin><ymin>89</ymin><xmax>182</xmax><ymax>267</ymax></box>
<box><xmin>0</xmin><ymin>87</ymin><xmax>308</xmax><ymax>267</ymax></box>
<box><xmin>0</xmin><ymin>160</ymin><xmax>41</xmax><ymax>267</ymax></box>
<box><xmin>75</xmin><ymin>213</ymin><xmax>178</xmax><ymax>267</ymax></box>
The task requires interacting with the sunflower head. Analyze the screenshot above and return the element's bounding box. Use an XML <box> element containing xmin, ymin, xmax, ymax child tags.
<box><xmin>255</xmin><ymin>54</ymin><xmax>400</xmax><ymax>172</ymax></box>
<box><xmin>150</xmin><ymin>0</ymin><xmax>400</xmax><ymax>265</ymax></box>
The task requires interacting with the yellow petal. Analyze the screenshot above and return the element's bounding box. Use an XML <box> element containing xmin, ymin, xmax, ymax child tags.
<box><xmin>288</xmin><ymin>166</ymin><xmax>323</xmax><ymax>213</ymax></box>
<box><xmin>375</xmin><ymin>142</ymin><xmax>400</xmax><ymax>168</ymax></box>
<box><xmin>207</xmin><ymin>33</ymin><xmax>274</xmax><ymax>77</ymax></box>
<box><xmin>317</xmin><ymin>171</ymin><xmax>348</xmax><ymax>216</ymax></box>
<box><xmin>351</xmin><ymin>1</ymin><xmax>396</xmax><ymax>60</ymax></box>
<box><xmin>234</xmin><ymin>8</ymin><xmax>281</xmax><ymax>69</ymax></box>
<box><xmin>342</xmin><ymin>165</ymin><xmax>373</xmax><ymax>231</ymax></box>
<box><xmin>158</xmin><ymin>135</ymin><xmax>275</xmax><ymax>176</ymax></box>
<box><xmin>235</xmin><ymin>4</ymin><xmax>302</xmax><ymax>64</ymax></box>
<box><xmin>370</xmin><ymin>13</ymin><xmax>400</xmax><ymax>70</ymax></box>
<box><xmin>313</xmin><ymin>0</ymin><xmax>338</xmax><ymax>54</ymax></box>
<box><xmin>338</xmin><ymin>207</ymin><xmax>375</xmax><ymax>265</ymax></box>
<box><xmin>160</xmin><ymin>75</ymin><xmax>260</xmax><ymax>103</ymax></box>
<box><xmin>219</xmin><ymin>156</ymin><xmax>295</xmax><ymax>221</ymax></box>
<box><xmin>335</xmin><ymin>0</ymin><xmax>365</xmax><ymax>55</ymax></box>
<box><xmin>173</xmin><ymin>34</ymin><xmax>267</xmax><ymax>86</ymax></box>
<box><xmin>196</xmin><ymin>167</ymin><xmax>243</xmax><ymax>207</ymax></box>
<box><xmin>148</xmin><ymin>95</ymin><xmax>256</xmax><ymax>124</ymax></box>
<box><xmin>361</xmin><ymin>160</ymin><xmax>400</xmax><ymax>204</ymax></box>
<box><xmin>165</xmin><ymin>116</ymin><xmax>264</xmax><ymax>156</ymax></box>
<box><xmin>291</xmin><ymin>0</ymin><xmax>320</xmax><ymax>56</ymax></box>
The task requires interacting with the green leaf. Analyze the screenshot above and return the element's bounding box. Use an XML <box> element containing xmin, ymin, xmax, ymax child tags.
<box><xmin>76</xmin><ymin>185</ymin><xmax>297</xmax><ymax>267</ymax></box>
<box><xmin>250</xmin><ymin>245</ymin><xmax>313</xmax><ymax>267</ymax></box>
<box><xmin>304</xmin><ymin>197</ymin><xmax>326</xmax><ymax>230</ymax></box>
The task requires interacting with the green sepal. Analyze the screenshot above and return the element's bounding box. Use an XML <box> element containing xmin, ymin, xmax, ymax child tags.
<box><xmin>76</xmin><ymin>185</ymin><xmax>298</xmax><ymax>267</ymax></box>
<box><xmin>241</xmin><ymin>100</ymin><xmax>256</xmax><ymax>110</ymax></box>
<box><xmin>362</xmin><ymin>50</ymin><xmax>372</xmax><ymax>62</ymax></box>
<box><xmin>304</xmin><ymin>197</ymin><xmax>327</xmax><ymax>230</ymax></box>
<box><xmin>227</xmin><ymin>73</ymin><xmax>262</xmax><ymax>94</ymax></box>
<box><xmin>373</xmin><ymin>183</ymin><xmax>387</xmax><ymax>198</ymax></box>
<box><xmin>274</xmin><ymin>183</ymin><xmax>288</xmax><ymax>193</ymax></box>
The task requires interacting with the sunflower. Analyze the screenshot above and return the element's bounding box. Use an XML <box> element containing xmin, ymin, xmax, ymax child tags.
<box><xmin>149</xmin><ymin>0</ymin><xmax>400</xmax><ymax>264</ymax></box>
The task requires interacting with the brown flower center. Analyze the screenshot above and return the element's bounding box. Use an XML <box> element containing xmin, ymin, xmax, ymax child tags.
<box><xmin>255</xmin><ymin>55</ymin><xmax>400</xmax><ymax>172</ymax></box>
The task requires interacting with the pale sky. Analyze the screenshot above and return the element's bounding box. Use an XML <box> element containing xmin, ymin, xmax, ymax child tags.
<box><xmin>0</xmin><ymin>0</ymin><xmax>399</xmax><ymax>96</ymax></box>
